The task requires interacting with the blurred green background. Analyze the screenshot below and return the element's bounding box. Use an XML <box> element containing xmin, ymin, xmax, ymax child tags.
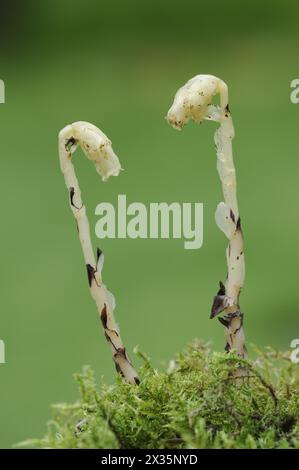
<box><xmin>0</xmin><ymin>0</ymin><xmax>298</xmax><ymax>448</ymax></box>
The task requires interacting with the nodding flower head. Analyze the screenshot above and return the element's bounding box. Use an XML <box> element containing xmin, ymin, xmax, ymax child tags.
<box><xmin>60</xmin><ymin>121</ymin><xmax>121</xmax><ymax>182</ymax></box>
<box><xmin>166</xmin><ymin>74</ymin><xmax>228</xmax><ymax>130</ymax></box>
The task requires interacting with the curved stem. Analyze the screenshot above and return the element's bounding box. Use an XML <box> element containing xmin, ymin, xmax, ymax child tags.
<box><xmin>167</xmin><ymin>75</ymin><xmax>247</xmax><ymax>358</ymax></box>
<box><xmin>211</xmin><ymin>109</ymin><xmax>246</xmax><ymax>358</ymax></box>
<box><xmin>59</xmin><ymin>122</ymin><xmax>139</xmax><ymax>384</ymax></box>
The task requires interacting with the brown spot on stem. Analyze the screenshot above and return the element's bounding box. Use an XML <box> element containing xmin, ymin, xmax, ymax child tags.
<box><xmin>104</xmin><ymin>331</ymin><xmax>117</xmax><ymax>351</ymax></box>
<box><xmin>218</xmin><ymin>281</ymin><xmax>226</xmax><ymax>296</ymax></box>
<box><xmin>114</xmin><ymin>362</ymin><xmax>124</xmax><ymax>377</ymax></box>
<box><xmin>101</xmin><ymin>304</ymin><xmax>119</xmax><ymax>338</ymax></box>
<box><xmin>210</xmin><ymin>296</ymin><xmax>227</xmax><ymax>318</ymax></box>
<box><xmin>236</xmin><ymin>217</ymin><xmax>242</xmax><ymax>231</ymax></box>
<box><xmin>233</xmin><ymin>315</ymin><xmax>243</xmax><ymax>335</ymax></box>
<box><xmin>218</xmin><ymin>317</ymin><xmax>230</xmax><ymax>328</ymax></box>
<box><xmin>69</xmin><ymin>187</ymin><xmax>75</xmax><ymax>206</ymax></box>
<box><xmin>134</xmin><ymin>377</ymin><xmax>140</xmax><ymax>385</ymax></box>
<box><xmin>210</xmin><ymin>283</ymin><xmax>229</xmax><ymax>318</ymax></box>
<box><xmin>65</xmin><ymin>137</ymin><xmax>76</xmax><ymax>151</ymax></box>
<box><xmin>101</xmin><ymin>304</ymin><xmax>108</xmax><ymax>328</ymax></box>
<box><xmin>116</xmin><ymin>347</ymin><xmax>127</xmax><ymax>358</ymax></box>
<box><xmin>230</xmin><ymin>210</ymin><xmax>235</xmax><ymax>223</ymax></box>
<box><xmin>69</xmin><ymin>187</ymin><xmax>82</xmax><ymax>210</ymax></box>
<box><xmin>86</xmin><ymin>264</ymin><xmax>96</xmax><ymax>287</ymax></box>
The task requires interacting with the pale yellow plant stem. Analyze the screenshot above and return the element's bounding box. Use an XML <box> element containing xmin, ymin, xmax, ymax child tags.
<box><xmin>59</xmin><ymin>121</ymin><xmax>139</xmax><ymax>383</ymax></box>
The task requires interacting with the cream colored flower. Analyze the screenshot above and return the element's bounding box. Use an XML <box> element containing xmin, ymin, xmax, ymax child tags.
<box><xmin>60</xmin><ymin>121</ymin><xmax>121</xmax><ymax>182</ymax></box>
<box><xmin>167</xmin><ymin>74</ymin><xmax>228</xmax><ymax>129</ymax></box>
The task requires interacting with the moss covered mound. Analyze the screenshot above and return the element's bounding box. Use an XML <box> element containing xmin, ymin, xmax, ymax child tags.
<box><xmin>21</xmin><ymin>343</ymin><xmax>299</xmax><ymax>449</ymax></box>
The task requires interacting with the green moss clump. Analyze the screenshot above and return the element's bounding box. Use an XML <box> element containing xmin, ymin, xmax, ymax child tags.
<box><xmin>20</xmin><ymin>342</ymin><xmax>299</xmax><ymax>449</ymax></box>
